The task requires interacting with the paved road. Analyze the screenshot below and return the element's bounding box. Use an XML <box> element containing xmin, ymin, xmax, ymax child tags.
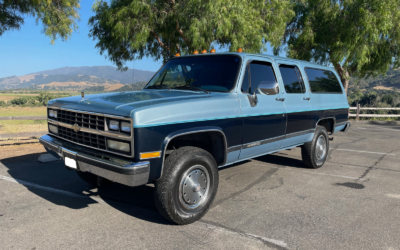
<box><xmin>1</xmin><ymin>122</ymin><xmax>400</xmax><ymax>250</ymax></box>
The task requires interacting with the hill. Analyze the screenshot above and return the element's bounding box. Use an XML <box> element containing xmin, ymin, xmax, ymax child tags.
<box><xmin>0</xmin><ymin>66</ymin><xmax>155</xmax><ymax>91</ymax></box>
<box><xmin>349</xmin><ymin>67</ymin><xmax>400</xmax><ymax>93</ymax></box>
<box><xmin>30</xmin><ymin>66</ymin><xmax>155</xmax><ymax>84</ymax></box>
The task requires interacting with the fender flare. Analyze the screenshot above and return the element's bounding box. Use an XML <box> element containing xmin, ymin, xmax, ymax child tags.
<box><xmin>158</xmin><ymin>126</ymin><xmax>228</xmax><ymax>179</ymax></box>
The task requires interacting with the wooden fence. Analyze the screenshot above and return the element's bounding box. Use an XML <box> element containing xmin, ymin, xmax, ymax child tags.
<box><xmin>349</xmin><ymin>104</ymin><xmax>400</xmax><ymax>121</ymax></box>
<box><xmin>0</xmin><ymin>116</ymin><xmax>47</xmax><ymax>139</ymax></box>
<box><xmin>0</xmin><ymin>116</ymin><xmax>47</xmax><ymax>121</ymax></box>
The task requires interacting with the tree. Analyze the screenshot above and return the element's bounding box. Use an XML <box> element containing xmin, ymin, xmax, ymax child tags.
<box><xmin>89</xmin><ymin>0</ymin><xmax>294</xmax><ymax>70</ymax></box>
<box><xmin>278</xmin><ymin>0</ymin><xmax>400</xmax><ymax>95</ymax></box>
<box><xmin>0</xmin><ymin>0</ymin><xmax>80</xmax><ymax>44</ymax></box>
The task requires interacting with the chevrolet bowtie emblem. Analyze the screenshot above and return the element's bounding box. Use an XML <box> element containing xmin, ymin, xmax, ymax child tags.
<box><xmin>72</xmin><ymin>123</ymin><xmax>80</xmax><ymax>133</ymax></box>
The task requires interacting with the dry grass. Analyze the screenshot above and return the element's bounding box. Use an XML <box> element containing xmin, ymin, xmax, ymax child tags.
<box><xmin>0</xmin><ymin>94</ymin><xmax>39</xmax><ymax>102</ymax></box>
<box><xmin>0</xmin><ymin>106</ymin><xmax>47</xmax><ymax>116</ymax></box>
<box><xmin>0</xmin><ymin>107</ymin><xmax>48</xmax><ymax>134</ymax></box>
<box><xmin>105</xmin><ymin>83</ymin><xmax>125</xmax><ymax>91</ymax></box>
<box><xmin>0</xmin><ymin>120</ymin><xmax>47</xmax><ymax>134</ymax></box>
<box><xmin>0</xmin><ymin>142</ymin><xmax>46</xmax><ymax>161</ymax></box>
<box><xmin>373</xmin><ymin>86</ymin><xmax>394</xmax><ymax>90</ymax></box>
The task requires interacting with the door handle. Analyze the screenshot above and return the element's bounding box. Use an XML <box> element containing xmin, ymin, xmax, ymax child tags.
<box><xmin>275</xmin><ymin>98</ymin><xmax>285</xmax><ymax>102</ymax></box>
<box><xmin>303</xmin><ymin>97</ymin><xmax>311</xmax><ymax>100</ymax></box>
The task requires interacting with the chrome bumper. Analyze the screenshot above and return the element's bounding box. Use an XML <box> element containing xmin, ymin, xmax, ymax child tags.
<box><xmin>39</xmin><ymin>134</ymin><xmax>149</xmax><ymax>187</ymax></box>
<box><xmin>342</xmin><ymin>121</ymin><xmax>351</xmax><ymax>132</ymax></box>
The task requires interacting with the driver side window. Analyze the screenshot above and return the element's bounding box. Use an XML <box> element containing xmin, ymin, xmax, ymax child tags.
<box><xmin>241</xmin><ymin>61</ymin><xmax>278</xmax><ymax>94</ymax></box>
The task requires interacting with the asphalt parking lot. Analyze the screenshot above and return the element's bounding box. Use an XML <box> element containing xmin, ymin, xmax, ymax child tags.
<box><xmin>1</xmin><ymin>122</ymin><xmax>400</xmax><ymax>250</ymax></box>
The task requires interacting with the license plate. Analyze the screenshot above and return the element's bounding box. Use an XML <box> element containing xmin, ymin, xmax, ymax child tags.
<box><xmin>65</xmin><ymin>157</ymin><xmax>77</xmax><ymax>169</ymax></box>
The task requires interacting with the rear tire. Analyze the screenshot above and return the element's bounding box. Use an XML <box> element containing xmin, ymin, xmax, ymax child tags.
<box><xmin>154</xmin><ymin>146</ymin><xmax>219</xmax><ymax>225</ymax></box>
<box><xmin>301</xmin><ymin>125</ymin><xmax>329</xmax><ymax>169</ymax></box>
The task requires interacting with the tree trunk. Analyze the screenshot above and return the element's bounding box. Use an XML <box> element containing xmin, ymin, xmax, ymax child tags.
<box><xmin>334</xmin><ymin>63</ymin><xmax>349</xmax><ymax>96</ymax></box>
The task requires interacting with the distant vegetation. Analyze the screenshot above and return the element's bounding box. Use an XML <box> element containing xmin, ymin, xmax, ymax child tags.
<box><xmin>112</xmin><ymin>82</ymin><xmax>147</xmax><ymax>92</ymax></box>
<box><xmin>0</xmin><ymin>92</ymin><xmax>70</xmax><ymax>107</ymax></box>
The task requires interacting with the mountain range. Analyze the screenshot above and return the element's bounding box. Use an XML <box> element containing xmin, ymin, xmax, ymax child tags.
<box><xmin>0</xmin><ymin>66</ymin><xmax>156</xmax><ymax>91</ymax></box>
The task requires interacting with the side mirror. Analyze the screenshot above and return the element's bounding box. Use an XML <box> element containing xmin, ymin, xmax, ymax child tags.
<box><xmin>257</xmin><ymin>81</ymin><xmax>279</xmax><ymax>95</ymax></box>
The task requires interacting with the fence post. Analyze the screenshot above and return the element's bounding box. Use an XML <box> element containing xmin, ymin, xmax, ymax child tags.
<box><xmin>356</xmin><ymin>103</ymin><xmax>360</xmax><ymax>121</ymax></box>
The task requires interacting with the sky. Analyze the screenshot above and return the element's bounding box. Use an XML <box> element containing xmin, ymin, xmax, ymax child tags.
<box><xmin>0</xmin><ymin>1</ymin><xmax>284</xmax><ymax>78</ymax></box>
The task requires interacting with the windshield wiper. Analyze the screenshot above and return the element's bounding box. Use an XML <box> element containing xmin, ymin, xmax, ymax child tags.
<box><xmin>173</xmin><ymin>85</ymin><xmax>209</xmax><ymax>94</ymax></box>
<box><xmin>145</xmin><ymin>85</ymin><xmax>170</xmax><ymax>90</ymax></box>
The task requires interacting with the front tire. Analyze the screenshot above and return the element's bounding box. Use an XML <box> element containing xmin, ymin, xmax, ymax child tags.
<box><xmin>154</xmin><ymin>146</ymin><xmax>219</xmax><ymax>225</ymax></box>
<box><xmin>301</xmin><ymin>125</ymin><xmax>329</xmax><ymax>169</ymax></box>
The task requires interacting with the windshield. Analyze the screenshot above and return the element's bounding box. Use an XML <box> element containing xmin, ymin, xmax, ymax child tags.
<box><xmin>145</xmin><ymin>55</ymin><xmax>241</xmax><ymax>92</ymax></box>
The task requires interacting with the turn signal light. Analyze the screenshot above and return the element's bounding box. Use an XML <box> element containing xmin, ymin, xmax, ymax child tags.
<box><xmin>175</xmin><ymin>53</ymin><xmax>180</xmax><ymax>57</ymax></box>
<box><xmin>140</xmin><ymin>151</ymin><xmax>161</xmax><ymax>160</ymax></box>
<box><xmin>193</xmin><ymin>50</ymin><xmax>199</xmax><ymax>55</ymax></box>
<box><xmin>210</xmin><ymin>49</ymin><xmax>216</xmax><ymax>53</ymax></box>
<box><xmin>237</xmin><ymin>48</ymin><xmax>243</xmax><ymax>53</ymax></box>
<box><xmin>202</xmin><ymin>50</ymin><xmax>207</xmax><ymax>54</ymax></box>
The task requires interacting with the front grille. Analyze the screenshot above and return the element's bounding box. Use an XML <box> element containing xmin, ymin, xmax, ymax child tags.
<box><xmin>57</xmin><ymin>126</ymin><xmax>107</xmax><ymax>150</ymax></box>
<box><xmin>56</xmin><ymin>110</ymin><xmax>105</xmax><ymax>131</ymax></box>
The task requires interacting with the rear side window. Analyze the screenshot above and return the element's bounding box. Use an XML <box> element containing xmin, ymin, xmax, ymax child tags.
<box><xmin>241</xmin><ymin>61</ymin><xmax>277</xmax><ymax>94</ymax></box>
<box><xmin>305</xmin><ymin>68</ymin><xmax>343</xmax><ymax>93</ymax></box>
<box><xmin>279</xmin><ymin>65</ymin><xmax>306</xmax><ymax>93</ymax></box>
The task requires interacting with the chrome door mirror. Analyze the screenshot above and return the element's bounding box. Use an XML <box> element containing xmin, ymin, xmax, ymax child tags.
<box><xmin>257</xmin><ymin>81</ymin><xmax>279</xmax><ymax>95</ymax></box>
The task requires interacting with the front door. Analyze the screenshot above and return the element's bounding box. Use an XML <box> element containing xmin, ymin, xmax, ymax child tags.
<box><xmin>275</xmin><ymin>60</ymin><xmax>313</xmax><ymax>148</ymax></box>
<box><xmin>238</xmin><ymin>58</ymin><xmax>287</xmax><ymax>159</ymax></box>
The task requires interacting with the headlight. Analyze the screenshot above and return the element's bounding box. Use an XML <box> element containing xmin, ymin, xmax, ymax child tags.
<box><xmin>109</xmin><ymin>120</ymin><xmax>119</xmax><ymax>130</ymax></box>
<box><xmin>107</xmin><ymin>140</ymin><xmax>130</xmax><ymax>152</ymax></box>
<box><xmin>49</xmin><ymin>124</ymin><xmax>58</xmax><ymax>134</ymax></box>
<box><xmin>121</xmin><ymin>122</ymin><xmax>131</xmax><ymax>132</ymax></box>
<box><xmin>49</xmin><ymin>110</ymin><xmax>57</xmax><ymax>118</ymax></box>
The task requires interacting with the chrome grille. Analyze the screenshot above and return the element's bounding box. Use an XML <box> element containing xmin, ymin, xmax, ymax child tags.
<box><xmin>57</xmin><ymin>126</ymin><xmax>107</xmax><ymax>150</ymax></box>
<box><xmin>57</xmin><ymin>110</ymin><xmax>105</xmax><ymax>131</ymax></box>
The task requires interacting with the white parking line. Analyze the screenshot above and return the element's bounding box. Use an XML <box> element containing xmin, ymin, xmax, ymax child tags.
<box><xmin>0</xmin><ymin>174</ymin><xmax>288</xmax><ymax>249</ymax></box>
<box><xmin>335</xmin><ymin>149</ymin><xmax>396</xmax><ymax>155</ymax></box>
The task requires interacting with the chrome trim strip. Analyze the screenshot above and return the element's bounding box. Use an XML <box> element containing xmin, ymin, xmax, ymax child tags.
<box><xmin>49</xmin><ymin>132</ymin><xmax>134</xmax><ymax>158</ymax></box>
<box><xmin>241</xmin><ymin>129</ymin><xmax>315</xmax><ymax>149</ymax></box>
<box><xmin>49</xmin><ymin>119</ymin><xmax>132</xmax><ymax>140</ymax></box>
<box><xmin>140</xmin><ymin>151</ymin><xmax>162</xmax><ymax>160</ymax></box>
<box><xmin>227</xmin><ymin>145</ymin><xmax>242</xmax><ymax>153</ymax></box>
<box><xmin>159</xmin><ymin>128</ymin><xmax>228</xmax><ymax>179</ymax></box>
<box><xmin>47</xmin><ymin>106</ymin><xmax>132</xmax><ymax>121</ymax></box>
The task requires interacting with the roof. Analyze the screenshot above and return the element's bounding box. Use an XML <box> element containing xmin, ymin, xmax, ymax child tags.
<box><xmin>176</xmin><ymin>52</ymin><xmax>334</xmax><ymax>70</ymax></box>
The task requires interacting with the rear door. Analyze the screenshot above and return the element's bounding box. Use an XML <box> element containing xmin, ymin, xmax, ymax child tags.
<box><xmin>275</xmin><ymin>60</ymin><xmax>313</xmax><ymax>148</ymax></box>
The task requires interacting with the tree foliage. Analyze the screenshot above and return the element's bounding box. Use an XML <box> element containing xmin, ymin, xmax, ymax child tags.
<box><xmin>0</xmin><ymin>0</ymin><xmax>80</xmax><ymax>44</ymax></box>
<box><xmin>279</xmin><ymin>0</ymin><xmax>400</xmax><ymax>94</ymax></box>
<box><xmin>89</xmin><ymin>0</ymin><xmax>294</xmax><ymax>70</ymax></box>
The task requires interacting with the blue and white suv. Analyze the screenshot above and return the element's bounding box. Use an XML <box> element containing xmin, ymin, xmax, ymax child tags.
<box><xmin>40</xmin><ymin>52</ymin><xmax>350</xmax><ymax>224</ymax></box>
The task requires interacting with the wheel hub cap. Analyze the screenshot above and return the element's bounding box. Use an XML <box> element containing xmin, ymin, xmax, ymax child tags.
<box><xmin>316</xmin><ymin>135</ymin><xmax>327</xmax><ymax>161</ymax></box>
<box><xmin>179</xmin><ymin>165</ymin><xmax>210</xmax><ymax>209</ymax></box>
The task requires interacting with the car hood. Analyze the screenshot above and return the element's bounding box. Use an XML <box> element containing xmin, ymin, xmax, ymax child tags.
<box><xmin>47</xmin><ymin>90</ymin><xmax>211</xmax><ymax>117</ymax></box>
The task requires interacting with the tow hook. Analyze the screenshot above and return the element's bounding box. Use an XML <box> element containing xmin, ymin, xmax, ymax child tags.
<box><xmin>329</xmin><ymin>137</ymin><xmax>334</xmax><ymax>141</ymax></box>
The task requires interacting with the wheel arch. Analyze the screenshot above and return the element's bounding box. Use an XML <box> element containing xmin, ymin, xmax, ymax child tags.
<box><xmin>316</xmin><ymin>117</ymin><xmax>336</xmax><ymax>134</ymax></box>
<box><xmin>158</xmin><ymin>126</ymin><xmax>228</xmax><ymax>179</ymax></box>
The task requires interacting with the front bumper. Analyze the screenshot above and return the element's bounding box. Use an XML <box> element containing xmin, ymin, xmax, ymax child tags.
<box><xmin>39</xmin><ymin>134</ymin><xmax>149</xmax><ymax>187</ymax></box>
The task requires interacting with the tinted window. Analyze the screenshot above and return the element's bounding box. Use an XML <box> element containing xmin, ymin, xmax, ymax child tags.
<box><xmin>145</xmin><ymin>55</ymin><xmax>241</xmax><ymax>92</ymax></box>
<box><xmin>305</xmin><ymin>68</ymin><xmax>343</xmax><ymax>93</ymax></box>
<box><xmin>242</xmin><ymin>61</ymin><xmax>277</xmax><ymax>93</ymax></box>
<box><xmin>279</xmin><ymin>65</ymin><xmax>305</xmax><ymax>93</ymax></box>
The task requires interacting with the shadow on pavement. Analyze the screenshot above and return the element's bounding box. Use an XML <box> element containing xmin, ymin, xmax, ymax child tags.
<box><xmin>253</xmin><ymin>151</ymin><xmax>309</xmax><ymax>169</ymax></box>
<box><xmin>0</xmin><ymin>153</ymin><xmax>171</xmax><ymax>225</ymax></box>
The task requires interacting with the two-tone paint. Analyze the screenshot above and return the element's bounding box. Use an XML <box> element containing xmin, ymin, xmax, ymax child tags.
<box><xmin>47</xmin><ymin>52</ymin><xmax>350</xmax><ymax>182</ymax></box>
